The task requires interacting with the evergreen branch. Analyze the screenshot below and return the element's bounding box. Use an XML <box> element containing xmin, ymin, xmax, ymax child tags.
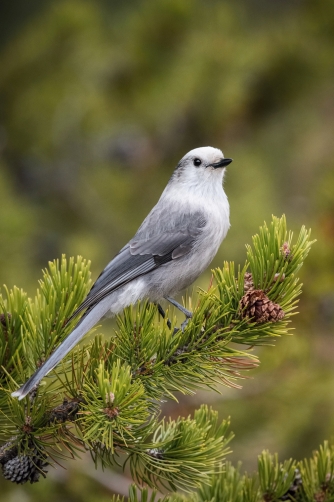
<box><xmin>129</xmin><ymin>406</ymin><xmax>233</xmax><ymax>492</ymax></box>
<box><xmin>299</xmin><ymin>441</ymin><xmax>334</xmax><ymax>501</ymax></box>
<box><xmin>116</xmin><ymin>441</ymin><xmax>334</xmax><ymax>502</ymax></box>
<box><xmin>77</xmin><ymin>360</ymin><xmax>152</xmax><ymax>453</ymax></box>
<box><xmin>0</xmin><ymin>215</ymin><xmax>315</xmax><ymax>494</ymax></box>
<box><xmin>0</xmin><ymin>287</ymin><xmax>28</xmax><ymax>379</ymax></box>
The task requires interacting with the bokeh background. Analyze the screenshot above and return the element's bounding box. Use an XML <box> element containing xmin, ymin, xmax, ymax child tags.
<box><xmin>1</xmin><ymin>0</ymin><xmax>334</xmax><ymax>500</ymax></box>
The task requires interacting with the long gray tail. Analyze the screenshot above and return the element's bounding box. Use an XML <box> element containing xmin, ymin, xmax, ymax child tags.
<box><xmin>11</xmin><ymin>301</ymin><xmax>110</xmax><ymax>400</ymax></box>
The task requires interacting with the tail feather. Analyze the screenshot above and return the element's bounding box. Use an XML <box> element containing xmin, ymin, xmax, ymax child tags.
<box><xmin>11</xmin><ymin>301</ymin><xmax>110</xmax><ymax>400</ymax></box>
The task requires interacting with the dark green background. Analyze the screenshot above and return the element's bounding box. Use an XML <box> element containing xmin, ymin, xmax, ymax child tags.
<box><xmin>0</xmin><ymin>1</ymin><xmax>334</xmax><ymax>500</ymax></box>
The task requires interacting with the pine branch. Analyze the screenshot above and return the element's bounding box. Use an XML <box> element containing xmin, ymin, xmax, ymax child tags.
<box><xmin>114</xmin><ymin>442</ymin><xmax>334</xmax><ymax>502</ymax></box>
<box><xmin>0</xmin><ymin>215</ymin><xmax>315</xmax><ymax>493</ymax></box>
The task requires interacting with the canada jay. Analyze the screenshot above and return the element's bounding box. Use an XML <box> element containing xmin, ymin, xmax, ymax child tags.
<box><xmin>12</xmin><ymin>146</ymin><xmax>232</xmax><ymax>399</ymax></box>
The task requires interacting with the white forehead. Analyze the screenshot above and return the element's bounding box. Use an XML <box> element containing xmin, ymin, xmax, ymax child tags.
<box><xmin>182</xmin><ymin>146</ymin><xmax>224</xmax><ymax>162</ymax></box>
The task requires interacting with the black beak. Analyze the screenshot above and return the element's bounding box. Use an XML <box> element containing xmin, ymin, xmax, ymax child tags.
<box><xmin>209</xmin><ymin>158</ymin><xmax>233</xmax><ymax>169</ymax></box>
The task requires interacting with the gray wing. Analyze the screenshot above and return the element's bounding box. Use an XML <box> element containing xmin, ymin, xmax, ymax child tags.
<box><xmin>68</xmin><ymin>210</ymin><xmax>207</xmax><ymax>319</ymax></box>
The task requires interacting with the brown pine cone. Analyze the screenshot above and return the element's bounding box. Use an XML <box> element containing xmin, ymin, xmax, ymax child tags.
<box><xmin>48</xmin><ymin>398</ymin><xmax>81</xmax><ymax>423</ymax></box>
<box><xmin>244</xmin><ymin>272</ymin><xmax>254</xmax><ymax>292</ymax></box>
<box><xmin>239</xmin><ymin>289</ymin><xmax>285</xmax><ymax>323</ymax></box>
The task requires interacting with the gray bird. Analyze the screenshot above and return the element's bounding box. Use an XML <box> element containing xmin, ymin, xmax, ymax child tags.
<box><xmin>12</xmin><ymin>146</ymin><xmax>232</xmax><ymax>400</ymax></box>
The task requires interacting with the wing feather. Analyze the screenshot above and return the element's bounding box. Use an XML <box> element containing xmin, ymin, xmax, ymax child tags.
<box><xmin>68</xmin><ymin>210</ymin><xmax>207</xmax><ymax>320</ymax></box>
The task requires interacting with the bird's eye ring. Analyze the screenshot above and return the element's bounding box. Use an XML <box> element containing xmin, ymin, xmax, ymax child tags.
<box><xmin>193</xmin><ymin>158</ymin><xmax>202</xmax><ymax>167</ymax></box>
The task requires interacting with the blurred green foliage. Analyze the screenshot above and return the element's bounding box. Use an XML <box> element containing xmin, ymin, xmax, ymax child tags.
<box><xmin>0</xmin><ymin>0</ymin><xmax>333</xmax><ymax>499</ymax></box>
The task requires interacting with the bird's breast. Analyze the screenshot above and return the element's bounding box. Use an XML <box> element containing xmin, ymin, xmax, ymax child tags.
<box><xmin>187</xmin><ymin>193</ymin><xmax>230</xmax><ymax>272</ymax></box>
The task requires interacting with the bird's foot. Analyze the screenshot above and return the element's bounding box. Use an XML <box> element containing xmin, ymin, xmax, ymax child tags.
<box><xmin>158</xmin><ymin>298</ymin><xmax>193</xmax><ymax>334</ymax></box>
<box><xmin>165</xmin><ymin>297</ymin><xmax>193</xmax><ymax>318</ymax></box>
<box><xmin>173</xmin><ymin>316</ymin><xmax>191</xmax><ymax>334</ymax></box>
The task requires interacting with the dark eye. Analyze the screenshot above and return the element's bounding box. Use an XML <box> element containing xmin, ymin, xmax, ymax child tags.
<box><xmin>193</xmin><ymin>158</ymin><xmax>202</xmax><ymax>167</ymax></box>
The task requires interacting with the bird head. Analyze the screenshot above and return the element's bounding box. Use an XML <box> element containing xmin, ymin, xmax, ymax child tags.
<box><xmin>170</xmin><ymin>146</ymin><xmax>232</xmax><ymax>189</ymax></box>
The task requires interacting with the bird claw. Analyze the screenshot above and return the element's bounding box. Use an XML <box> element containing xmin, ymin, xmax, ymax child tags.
<box><xmin>181</xmin><ymin>317</ymin><xmax>191</xmax><ymax>331</ymax></box>
<box><xmin>173</xmin><ymin>317</ymin><xmax>191</xmax><ymax>334</ymax></box>
<box><xmin>157</xmin><ymin>300</ymin><xmax>192</xmax><ymax>334</ymax></box>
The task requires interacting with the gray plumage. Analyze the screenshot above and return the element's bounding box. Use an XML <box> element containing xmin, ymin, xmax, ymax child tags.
<box><xmin>12</xmin><ymin>146</ymin><xmax>232</xmax><ymax>400</ymax></box>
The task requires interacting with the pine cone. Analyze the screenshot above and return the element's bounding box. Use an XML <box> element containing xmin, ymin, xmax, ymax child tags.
<box><xmin>0</xmin><ymin>442</ymin><xmax>48</xmax><ymax>484</ymax></box>
<box><xmin>239</xmin><ymin>289</ymin><xmax>285</xmax><ymax>323</ymax></box>
<box><xmin>244</xmin><ymin>272</ymin><xmax>254</xmax><ymax>292</ymax></box>
<box><xmin>49</xmin><ymin>398</ymin><xmax>81</xmax><ymax>423</ymax></box>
